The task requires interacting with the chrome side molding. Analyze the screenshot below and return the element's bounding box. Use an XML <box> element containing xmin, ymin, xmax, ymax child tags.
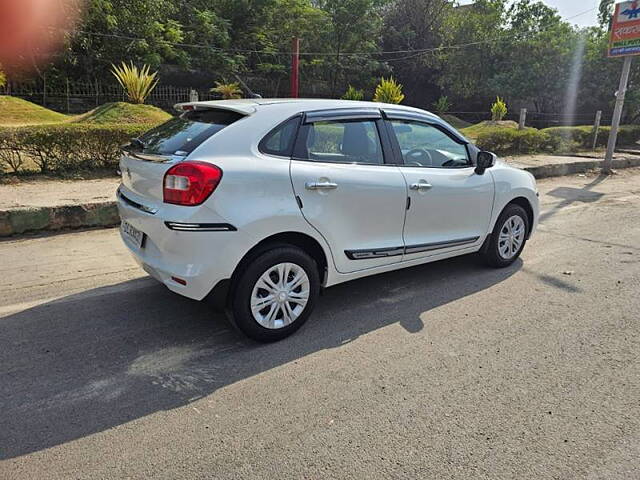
<box><xmin>345</xmin><ymin>236</ymin><xmax>480</xmax><ymax>260</ymax></box>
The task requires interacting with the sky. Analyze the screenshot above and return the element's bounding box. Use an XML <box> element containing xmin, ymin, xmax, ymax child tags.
<box><xmin>459</xmin><ymin>0</ymin><xmax>600</xmax><ymax>27</ymax></box>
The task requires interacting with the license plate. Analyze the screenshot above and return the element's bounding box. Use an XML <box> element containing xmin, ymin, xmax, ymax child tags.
<box><xmin>121</xmin><ymin>221</ymin><xmax>145</xmax><ymax>249</ymax></box>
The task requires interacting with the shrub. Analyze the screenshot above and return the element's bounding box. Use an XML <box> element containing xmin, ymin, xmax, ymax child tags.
<box><xmin>111</xmin><ymin>62</ymin><xmax>159</xmax><ymax>104</ymax></box>
<box><xmin>475</xmin><ymin>127</ymin><xmax>554</xmax><ymax>155</ymax></box>
<box><xmin>543</xmin><ymin>125</ymin><xmax>640</xmax><ymax>150</ymax></box>
<box><xmin>0</xmin><ymin>130</ymin><xmax>24</xmax><ymax>173</ymax></box>
<box><xmin>373</xmin><ymin>77</ymin><xmax>405</xmax><ymax>104</ymax></box>
<box><xmin>0</xmin><ymin>64</ymin><xmax>6</xmax><ymax>89</ymax></box>
<box><xmin>342</xmin><ymin>85</ymin><xmax>364</xmax><ymax>101</ymax></box>
<box><xmin>211</xmin><ymin>81</ymin><xmax>242</xmax><ymax>99</ymax></box>
<box><xmin>433</xmin><ymin>95</ymin><xmax>451</xmax><ymax>114</ymax></box>
<box><xmin>491</xmin><ymin>96</ymin><xmax>508</xmax><ymax>121</ymax></box>
<box><xmin>0</xmin><ymin>124</ymin><xmax>152</xmax><ymax>174</ymax></box>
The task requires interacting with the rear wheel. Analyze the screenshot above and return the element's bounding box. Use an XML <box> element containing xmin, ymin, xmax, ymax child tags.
<box><xmin>482</xmin><ymin>204</ymin><xmax>529</xmax><ymax>268</ymax></box>
<box><xmin>229</xmin><ymin>246</ymin><xmax>320</xmax><ymax>342</ymax></box>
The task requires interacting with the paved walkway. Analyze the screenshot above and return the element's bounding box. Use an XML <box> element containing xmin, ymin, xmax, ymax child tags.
<box><xmin>0</xmin><ymin>177</ymin><xmax>119</xmax><ymax>210</ymax></box>
<box><xmin>1</xmin><ymin>152</ymin><xmax>640</xmax><ymax>237</ymax></box>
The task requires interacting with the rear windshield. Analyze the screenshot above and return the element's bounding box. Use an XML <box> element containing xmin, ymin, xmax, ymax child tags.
<box><xmin>133</xmin><ymin>109</ymin><xmax>244</xmax><ymax>156</ymax></box>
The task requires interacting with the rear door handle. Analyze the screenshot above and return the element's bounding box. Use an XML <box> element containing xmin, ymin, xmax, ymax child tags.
<box><xmin>305</xmin><ymin>181</ymin><xmax>338</xmax><ymax>191</ymax></box>
<box><xmin>410</xmin><ymin>181</ymin><xmax>433</xmax><ymax>191</ymax></box>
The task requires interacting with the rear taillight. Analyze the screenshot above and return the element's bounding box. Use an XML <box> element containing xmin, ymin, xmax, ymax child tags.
<box><xmin>163</xmin><ymin>161</ymin><xmax>222</xmax><ymax>206</ymax></box>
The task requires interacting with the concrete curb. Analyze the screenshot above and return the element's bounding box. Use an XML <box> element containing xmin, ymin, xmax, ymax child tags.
<box><xmin>521</xmin><ymin>155</ymin><xmax>640</xmax><ymax>179</ymax></box>
<box><xmin>0</xmin><ymin>202</ymin><xmax>119</xmax><ymax>237</ymax></box>
<box><xmin>1</xmin><ymin>156</ymin><xmax>639</xmax><ymax>238</ymax></box>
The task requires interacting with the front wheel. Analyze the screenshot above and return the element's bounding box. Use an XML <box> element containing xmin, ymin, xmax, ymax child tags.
<box><xmin>229</xmin><ymin>246</ymin><xmax>320</xmax><ymax>342</ymax></box>
<box><xmin>482</xmin><ymin>204</ymin><xmax>529</xmax><ymax>268</ymax></box>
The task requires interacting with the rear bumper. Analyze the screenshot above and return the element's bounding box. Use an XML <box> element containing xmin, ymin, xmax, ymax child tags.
<box><xmin>117</xmin><ymin>187</ymin><xmax>253</xmax><ymax>301</ymax></box>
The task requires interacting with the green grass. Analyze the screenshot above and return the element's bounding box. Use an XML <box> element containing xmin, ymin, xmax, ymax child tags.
<box><xmin>74</xmin><ymin>102</ymin><xmax>171</xmax><ymax>125</ymax></box>
<box><xmin>461</xmin><ymin>120</ymin><xmax>519</xmax><ymax>140</ymax></box>
<box><xmin>0</xmin><ymin>96</ymin><xmax>69</xmax><ymax>126</ymax></box>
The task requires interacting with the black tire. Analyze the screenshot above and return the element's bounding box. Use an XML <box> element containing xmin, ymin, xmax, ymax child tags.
<box><xmin>482</xmin><ymin>203</ymin><xmax>529</xmax><ymax>268</ymax></box>
<box><xmin>228</xmin><ymin>246</ymin><xmax>320</xmax><ymax>342</ymax></box>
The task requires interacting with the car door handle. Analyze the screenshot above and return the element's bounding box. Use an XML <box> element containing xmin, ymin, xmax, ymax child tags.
<box><xmin>410</xmin><ymin>181</ymin><xmax>433</xmax><ymax>191</ymax></box>
<box><xmin>305</xmin><ymin>181</ymin><xmax>338</xmax><ymax>191</ymax></box>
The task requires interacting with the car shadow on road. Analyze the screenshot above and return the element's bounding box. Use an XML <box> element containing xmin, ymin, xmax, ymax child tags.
<box><xmin>0</xmin><ymin>255</ymin><xmax>521</xmax><ymax>459</ymax></box>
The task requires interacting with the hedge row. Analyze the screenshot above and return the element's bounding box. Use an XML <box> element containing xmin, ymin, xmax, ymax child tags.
<box><xmin>475</xmin><ymin>125</ymin><xmax>640</xmax><ymax>156</ymax></box>
<box><xmin>0</xmin><ymin>124</ymin><xmax>152</xmax><ymax>174</ymax></box>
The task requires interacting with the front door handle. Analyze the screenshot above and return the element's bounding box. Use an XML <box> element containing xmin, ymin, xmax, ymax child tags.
<box><xmin>305</xmin><ymin>181</ymin><xmax>338</xmax><ymax>191</ymax></box>
<box><xmin>410</xmin><ymin>181</ymin><xmax>433</xmax><ymax>191</ymax></box>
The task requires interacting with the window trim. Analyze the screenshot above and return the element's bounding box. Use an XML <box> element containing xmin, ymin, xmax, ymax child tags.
<box><xmin>292</xmin><ymin>114</ymin><xmax>395</xmax><ymax>166</ymax></box>
<box><xmin>383</xmin><ymin>118</ymin><xmax>473</xmax><ymax>169</ymax></box>
<box><xmin>258</xmin><ymin>114</ymin><xmax>303</xmax><ymax>158</ymax></box>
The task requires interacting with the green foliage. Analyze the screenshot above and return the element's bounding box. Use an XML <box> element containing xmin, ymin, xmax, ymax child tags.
<box><xmin>491</xmin><ymin>97</ymin><xmax>508</xmax><ymax>121</ymax></box>
<box><xmin>0</xmin><ymin>64</ymin><xmax>6</xmax><ymax>89</ymax></box>
<box><xmin>111</xmin><ymin>62</ymin><xmax>159</xmax><ymax>104</ymax></box>
<box><xmin>0</xmin><ymin>130</ymin><xmax>24</xmax><ymax>173</ymax></box>
<box><xmin>0</xmin><ymin>97</ymin><xmax>68</xmax><ymax>126</ymax></box>
<box><xmin>473</xmin><ymin>124</ymin><xmax>640</xmax><ymax>156</ymax></box>
<box><xmin>373</xmin><ymin>77</ymin><xmax>405</xmax><ymax>104</ymax></box>
<box><xmin>543</xmin><ymin>125</ymin><xmax>640</xmax><ymax>150</ymax></box>
<box><xmin>0</xmin><ymin>124</ymin><xmax>151</xmax><ymax>174</ymax></box>
<box><xmin>211</xmin><ymin>82</ymin><xmax>242</xmax><ymax>99</ymax></box>
<box><xmin>75</xmin><ymin>102</ymin><xmax>171</xmax><ymax>125</ymax></box>
<box><xmin>598</xmin><ymin>0</ymin><xmax>614</xmax><ymax>27</ymax></box>
<box><xmin>341</xmin><ymin>85</ymin><xmax>365</xmax><ymax>100</ymax></box>
<box><xmin>475</xmin><ymin>127</ymin><xmax>555</xmax><ymax>155</ymax></box>
<box><xmin>433</xmin><ymin>95</ymin><xmax>451</xmax><ymax>114</ymax></box>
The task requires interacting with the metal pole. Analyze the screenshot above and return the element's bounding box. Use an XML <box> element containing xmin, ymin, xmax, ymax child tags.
<box><xmin>290</xmin><ymin>37</ymin><xmax>300</xmax><ymax>98</ymax></box>
<box><xmin>592</xmin><ymin>110</ymin><xmax>602</xmax><ymax>151</ymax></box>
<box><xmin>604</xmin><ymin>56</ymin><xmax>633</xmax><ymax>173</ymax></box>
<box><xmin>66</xmin><ymin>78</ymin><xmax>70</xmax><ymax>113</ymax></box>
<box><xmin>519</xmin><ymin>108</ymin><xmax>527</xmax><ymax>130</ymax></box>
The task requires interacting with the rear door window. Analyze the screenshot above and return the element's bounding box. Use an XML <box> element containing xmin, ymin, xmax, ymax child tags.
<box><xmin>132</xmin><ymin>109</ymin><xmax>245</xmax><ymax>156</ymax></box>
<box><xmin>296</xmin><ymin>119</ymin><xmax>384</xmax><ymax>164</ymax></box>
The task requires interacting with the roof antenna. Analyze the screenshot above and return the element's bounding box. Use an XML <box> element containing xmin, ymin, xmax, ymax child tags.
<box><xmin>234</xmin><ymin>74</ymin><xmax>262</xmax><ymax>99</ymax></box>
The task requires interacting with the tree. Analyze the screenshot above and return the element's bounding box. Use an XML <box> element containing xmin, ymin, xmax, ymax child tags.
<box><xmin>316</xmin><ymin>0</ymin><xmax>387</xmax><ymax>95</ymax></box>
<box><xmin>382</xmin><ymin>0</ymin><xmax>451</xmax><ymax>107</ymax></box>
<box><xmin>598</xmin><ymin>0</ymin><xmax>614</xmax><ymax>28</ymax></box>
<box><xmin>435</xmin><ymin>0</ymin><xmax>507</xmax><ymax>109</ymax></box>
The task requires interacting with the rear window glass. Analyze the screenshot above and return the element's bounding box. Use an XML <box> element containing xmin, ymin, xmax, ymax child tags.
<box><xmin>134</xmin><ymin>109</ymin><xmax>244</xmax><ymax>156</ymax></box>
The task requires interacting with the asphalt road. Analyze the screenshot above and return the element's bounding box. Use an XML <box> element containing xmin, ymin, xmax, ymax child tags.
<box><xmin>1</xmin><ymin>169</ymin><xmax>639</xmax><ymax>479</ymax></box>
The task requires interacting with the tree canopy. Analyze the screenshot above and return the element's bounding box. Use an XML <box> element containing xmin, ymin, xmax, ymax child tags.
<box><xmin>4</xmin><ymin>0</ymin><xmax>635</xmax><ymax>118</ymax></box>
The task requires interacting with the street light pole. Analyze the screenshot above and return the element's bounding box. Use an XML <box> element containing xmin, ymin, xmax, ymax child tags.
<box><xmin>603</xmin><ymin>56</ymin><xmax>633</xmax><ymax>174</ymax></box>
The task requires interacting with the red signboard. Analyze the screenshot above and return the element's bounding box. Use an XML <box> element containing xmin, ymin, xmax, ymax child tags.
<box><xmin>609</xmin><ymin>1</ymin><xmax>640</xmax><ymax>57</ymax></box>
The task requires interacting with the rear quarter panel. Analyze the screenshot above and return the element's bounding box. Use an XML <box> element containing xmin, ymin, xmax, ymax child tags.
<box><xmin>186</xmin><ymin>105</ymin><xmax>335</xmax><ymax>279</ymax></box>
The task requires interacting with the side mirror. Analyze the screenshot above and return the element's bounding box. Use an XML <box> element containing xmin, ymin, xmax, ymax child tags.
<box><xmin>475</xmin><ymin>151</ymin><xmax>496</xmax><ymax>175</ymax></box>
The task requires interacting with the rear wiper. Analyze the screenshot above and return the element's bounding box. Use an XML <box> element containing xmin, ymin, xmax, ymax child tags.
<box><xmin>130</xmin><ymin>138</ymin><xmax>146</xmax><ymax>150</ymax></box>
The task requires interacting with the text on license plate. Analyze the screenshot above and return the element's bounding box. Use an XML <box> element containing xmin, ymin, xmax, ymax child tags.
<box><xmin>121</xmin><ymin>221</ymin><xmax>145</xmax><ymax>249</ymax></box>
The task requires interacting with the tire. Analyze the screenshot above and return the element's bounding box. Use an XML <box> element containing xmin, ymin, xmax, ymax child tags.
<box><xmin>228</xmin><ymin>246</ymin><xmax>320</xmax><ymax>342</ymax></box>
<box><xmin>482</xmin><ymin>203</ymin><xmax>529</xmax><ymax>268</ymax></box>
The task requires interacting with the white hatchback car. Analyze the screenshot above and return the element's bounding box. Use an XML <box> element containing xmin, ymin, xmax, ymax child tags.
<box><xmin>117</xmin><ymin>99</ymin><xmax>538</xmax><ymax>341</ymax></box>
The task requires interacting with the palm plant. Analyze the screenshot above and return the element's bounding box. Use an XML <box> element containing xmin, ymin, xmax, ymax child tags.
<box><xmin>491</xmin><ymin>96</ymin><xmax>508</xmax><ymax>121</ymax></box>
<box><xmin>342</xmin><ymin>85</ymin><xmax>364</xmax><ymax>101</ymax></box>
<box><xmin>111</xmin><ymin>62</ymin><xmax>159</xmax><ymax>104</ymax></box>
<box><xmin>433</xmin><ymin>95</ymin><xmax>451</xmax><ymax>114</ymax></box>
<box><xmin>373</xmin><ymin>77</ymin><xmax>405</xmax><ymax>104</ymax></box>
<box><xmin>211</xmin><ymin>81</ymin><xmax>242</xmax><ymax>99</ymax></box>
